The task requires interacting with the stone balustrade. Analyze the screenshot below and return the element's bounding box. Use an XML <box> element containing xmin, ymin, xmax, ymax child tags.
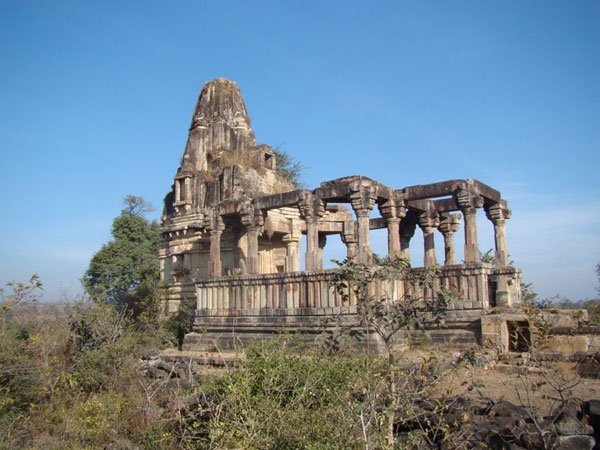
<box><xmin>195</xmin><ymin>264</ymin><xmax>521</xmax><ymax>318</ymax></box>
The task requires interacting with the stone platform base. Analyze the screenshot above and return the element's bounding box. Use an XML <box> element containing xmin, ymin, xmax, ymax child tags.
<box><xmin>183</xmin><ymin>309</ymin><xmax>484</xmax><ymax>353</ymax></box>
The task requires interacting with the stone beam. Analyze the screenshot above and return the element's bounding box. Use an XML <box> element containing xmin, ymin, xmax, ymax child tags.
<box><xmin>369</xmin><ymin>217</ymin><xmax>387</xmax><ymax>230</ymax></box>
<box><xmin>405</xmin><ymin>199</ymin><xmax>433</xmax><ymax>212</ymax></box>
<box><xmin>253</xmin><ymin>189</ymin><xmax>308</xmax><ymax>210</ymax></box>
<box><xmin>402</xmin><ymin>180</ymin><xmax>463</xmax><ymax>200</ymax></box>
<box><xmin>432</xmin><ymin>197</ymin><xmax>460</xmax><ymax>213</ymax></box>
<box><xmin>471</xmin><ymin>180</ymin><xmax>501</xmax><ymax>203</ymax></box>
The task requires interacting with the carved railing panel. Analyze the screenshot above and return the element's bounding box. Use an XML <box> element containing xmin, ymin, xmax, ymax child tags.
<box><xmin>195</xmin><ymin>265</ymin><xmax>521</xmax><ymax>317</ymax></box>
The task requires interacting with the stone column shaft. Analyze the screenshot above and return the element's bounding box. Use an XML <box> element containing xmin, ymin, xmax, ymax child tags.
<box><xmin>209</xmin><ymin>229</ymin><xmax>223</xmax><ymax>277</ymax></box>
<box><xmin>400</xmin><ymin>220</ymin><xmax>416</xmax><ymax>263</ymax></box>
<box><xmin>283</xmin><ymin>233</ymin><xmax>301</xmax><ymax>272</ymax></box>
<box><xmin>342</xmin><ymin>221</ymin><xmax>358</xmax><ymax>262</ymax></box>
<box><xmin>205</xmin><ymin>211</ymin><xmax>225</xmax><ymax>278</ymax></box>
<box><xmin>418</xmin><ymin>213</ymin><xmax>440</xmax><ymax>267</ymax></box>
<box><xmin>356</xmin><ymin>213</ymin><xmax>371</xmax><ymax>264</ymax></box>
<box><xmin>378</xmin><ymin>198</ymin><xmax>405</xmax><ymax>258</ymax></box>
<box><xmin>305</xmin><ymin>220</ymin><xmax>319</xmax><ymax>271</ymax></box>
<box><xmin>299</xmin><ymin>194</ymin><xmax>324</xmax><ymax>271</ymax></box>
<box><xmin>457</xmin><ymin>186</ymin><xmax>483</xmax><ymax>263</ymax></box>
<box><xmin>317</xmin><ymin>233</ymin><xmax>327</xmax><ymax>270</ymax></box>
<box><xmin>462</xmin><ymin>209</ymin><xmax>480</xmax><ymax>263</ymax></box>
<box><xmin>240</xmin><ymin>203</ymin><xmax>264</xmax><ymax>275</ymax></box>
<box><xmin>174</xmin><ymin>180</ymin><xmax>181</xmax><ymax>202</ymax></box>
<box><xmin>424</xmin><ymin>232</ymin><xmax>436</xmax><ymax>266</ymax></box>
<box><xmin>350</xmin><ymin>185</ymin><xmax>377</xmax><ymax>265</ymax></box>
<box><xmin>438</xmin><ymin>214</ymin><xmax>461</xmax><ymax>266</ymax></box>
<box><xmin>184</xmin><ymin>177</ymin><xmax>191</xmax><ymax>202</ymax></box>
<box><xmin>485</xmin><ymin>201</ymin><xmax>512</xmax><ymax>307</ymax></box>
<box><xmin>387</xmin><ymin>218</ymin><xmax>401</xmax><ymax>257</ymax></box>
<box><xmin>246</xmin><ymin>226</ymin><xmax>260</xmax><ymax>274</ymax></box>
<box><xmin>494</xmin><ymin>221</ymin><xmax>508</xmax><ymax>267</ymax></box>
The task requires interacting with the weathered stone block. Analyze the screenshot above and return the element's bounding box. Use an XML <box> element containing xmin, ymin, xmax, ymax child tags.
<box><xmin>553</xmin><ymin>435</ymin><xmax>595</xmax><ymax>450</ymax></box>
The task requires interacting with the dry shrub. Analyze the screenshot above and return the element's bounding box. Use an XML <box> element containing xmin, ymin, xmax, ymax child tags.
<box><xmin>0</xmin><ymin>292</ymin><xmax>178</xmax><ymax>450</ymax></box>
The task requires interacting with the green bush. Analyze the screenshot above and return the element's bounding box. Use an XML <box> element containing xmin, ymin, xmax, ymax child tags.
<box><xmin>181</xmin><ymin>338</ymin><xmax>388</xmax><ymax>449</ymax></box>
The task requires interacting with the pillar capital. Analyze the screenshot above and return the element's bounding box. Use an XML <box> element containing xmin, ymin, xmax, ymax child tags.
<box><xmin>349</xmin><ymin>184</ymin><xmax>377</xmax><ymax>218</ymax></box>
<box><xmin>282</xmin><ymin>231</ymin><xmax>301</xmax><ymax>243</ymax></box>
<box><xmin>378</xmin><ymin>196</ymin><xmax>406</xmax><ymax>221</ymax></box>
<box><xmin>485</xmin><ymin>201</ymin><xmax>511</xmax><ymax>224</ymax></box>
<box><xmin>203</xmin><ymin>209</ymin><xmax>225</xmax><ymax>233</ymax></box>
<box><xmin>400</xmin><ymin>219</ymin><xmax>417</xmax><ymax>239</ymax></box>
<box><xmin>298</xmin><ymin>192</ymin><xmax>325</xmax><ymax>223</ymax></box>
<box><xmin>341</xmin><ymin>221</ymin><xmax>357</xmax><ymax>244</ymax></box>
<box><xmin>417</xmin><ymin>211</ymin><xmax>440</xmax><ymax>234</ymax></box>
<box><xmin>438</xmin><ymin>213</ymin><xmax>461</xmax><ymax>235</ymax></box>
<box><xmin>340</xmin><ymin>221</ymin><xmax>358</xmax><ymax>261</ymax></box>
<box><xmin>456</xmin><ymin>185</ymin><xmax>484</xmax><ymax>214</ymax></box>
<box><xmin>318</xmin><ymin>233</ymin><xmax>327</xmax><ymax>249</ymax></box>
<box><xmin>240</xmin><ymin>202</ymin><xmax>264</xmax><ymax>233</ymax></box>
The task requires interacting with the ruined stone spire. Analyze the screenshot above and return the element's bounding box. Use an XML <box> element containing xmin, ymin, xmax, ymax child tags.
<box><xmin>179</xmin><ymin>79</ymin><xmax>257</xmax><ymax>173</ymax></box>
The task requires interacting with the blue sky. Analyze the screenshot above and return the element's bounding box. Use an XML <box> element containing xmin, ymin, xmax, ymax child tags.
<box><xmin>1</xmin><ymin>0</ymin><xmax>598</xmax><ymax>301</ymax></box>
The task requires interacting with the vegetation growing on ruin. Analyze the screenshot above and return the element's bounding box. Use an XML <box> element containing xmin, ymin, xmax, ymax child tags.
<box><xmin>272</xmin><ymin>145</ymin><xmax>304</xmax><ymax>188</ymax></box>
<box><xmin>200</xmin><ymin>146</ymin><xmax>303</xmax><ymax>191</ymax></box>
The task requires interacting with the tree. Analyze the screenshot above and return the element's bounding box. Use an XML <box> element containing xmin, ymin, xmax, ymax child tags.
<box><xmin>272</xmin><ymin>146</ymin><xmax>304</xmax><ymax>188</ymax></box>
<box><xmin>82</xmin><ymin>196</ymin><xmax>160</xmax><ymax>316</ymax></box>
<box><xmin>329</xmin><ymin>255</ymin><xmax>454</xmax><ymax>446</ymax></box>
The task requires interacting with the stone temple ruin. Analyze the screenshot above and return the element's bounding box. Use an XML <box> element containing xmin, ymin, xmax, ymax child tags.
<box><xmin>160</xmin><ymin>78</ymin><xmax>523</xmax><ymax>351</ymax></box>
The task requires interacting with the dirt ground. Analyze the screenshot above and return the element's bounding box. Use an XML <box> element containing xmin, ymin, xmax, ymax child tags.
<box><xmin>404</xmin><ymin>347</ymin><xmax>600</xmax><ymax>415</ymax></box>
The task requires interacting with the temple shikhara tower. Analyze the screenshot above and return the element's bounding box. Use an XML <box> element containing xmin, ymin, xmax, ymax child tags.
<box><xmin>160</xmin><ymin>78</ymin><xmax>521</xmax><ymax>351</ymax></box>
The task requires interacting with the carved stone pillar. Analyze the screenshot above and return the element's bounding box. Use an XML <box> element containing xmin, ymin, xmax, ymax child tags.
<box><xmin>282</xmin><ymin>231</ymin><xmax>301</xmax><ymax>272</ymax></box>
<box><xmin>205</xmin><ymin>212</ymin><xmax>225</xmax><ymax>277</ymax></box>
<box><xmin>174</xmin><ymin>179</ymin><xmax>181</xmax><ymax>203</ymax></box>
<box><xmin>299</xmin><ymin>193</ymin><xmax>324</xmax><ymax>271</ymax></box>
<box><xmin>317</xmin><ymin>234</ymin><xmax>327</xmax><ymax>270</ymax></box>
<box><xmin>245</xmin><ymin>226</ymin><xmax>261</xmax><ymax>274</ymax></box>
<box><xmin>378</xmin><ymin>197</ymin><xmax>406</xmax><ymax>257</ymax></box>
<box><xmin>349</xmin><ymin>184</ymin><xmax>377</xmax><ymax>264</ymax></box>
<box><xmin>456</xmin><ymin>186</ymin><xmax>484</xmax><ymax>263</ymax></box>
<box><xmin>418</xmin><ymin>212</ymin><xmax>440</xmax><ymax>267</ymax></box>
<box><xmin>438</xmin><ymin>213</ymin><xmax>461</xmax><ymax>265</ymax></box>
<box><xmin>341</xmin><ymin>221</ymin><xmax>358</xmax><ymax>261</ymax></box>
<box><xmin>184</xmin><ymin>177</ymin><xmax>191</xmax><ymax>202</ymax></box>
<box><xmin>400</xmin><ymin>220</ymin><xmax>417</xmax><ymax>263</ymax></box>
<box><xmin>485</xmin><ymin>201</ymin><xmax>511</xmax><ymax>268</ymax></box>
<box><xmin>486</xmin><ymin>201</ymin><xmax>512</xmax><ymax>307</ymax></box>
<box><xmin>240</xmin><ymin>203</ymin><xmax>264</xmax><ymax>275</ymax></box>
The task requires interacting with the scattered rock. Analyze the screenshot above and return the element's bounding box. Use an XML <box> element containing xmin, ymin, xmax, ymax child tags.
<box><xmin>553</xmin><ymin>435</ymin><xmax>595</xmax><ymax>450</ymax></box>
<box><xmin>555</xmin><ymin>414</ymin><xmax>594</xmax><ymax>436</ymax></box>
